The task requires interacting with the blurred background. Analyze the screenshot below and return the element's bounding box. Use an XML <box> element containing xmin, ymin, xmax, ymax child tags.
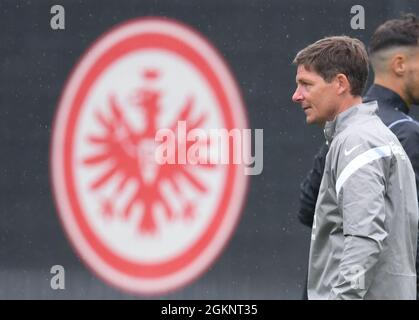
<box><xmin>1</xmin><ymin>0</ymin><xmax>419</xmax><ymax>299</ymax></box>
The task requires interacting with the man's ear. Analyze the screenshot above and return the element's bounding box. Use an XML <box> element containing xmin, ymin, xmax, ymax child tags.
<box><xmin>335</xmin><ymin>73</ymin><xmax>350</xmax><ymax>95</ymax></box>
<box><xmin>390</xmin><ymin>54</ymin><xmax>407</xmax><ymax>76</ymax></box>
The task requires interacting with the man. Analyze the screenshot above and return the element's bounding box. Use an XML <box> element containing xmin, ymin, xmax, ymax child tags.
<box><xmin>292</xmin><ymin>35</ymin><xmax>418</xmax><ymax>299</ymax></box>
<box><xmin>298</xmin><ymin>14</ymin><xmax>419</xmax><ymax>299</ymax></box>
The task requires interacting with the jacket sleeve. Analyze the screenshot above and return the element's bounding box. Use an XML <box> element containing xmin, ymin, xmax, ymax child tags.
<box><xmin>393</xmin><ymin>122</ymin><xmax>419</xmax><ymax>205</ymax></box>
<box><xmin>391</xmin><ymin>121</ymin><xmax>419</xmax><ymax>296</ymax></box>
<box><xmin>402</xmin><ymin>129</ymin><xmax>419</xmax><ymax>299</ymax></box>
<box><xmin>298</xmin><ymin>143</ymin><xmax>328</xmax><ymax>227</ymax></box>
<box><xmin>329</xmin><ymin>136</ymin><xmax>389</xmax><ymax>300</ymax></box>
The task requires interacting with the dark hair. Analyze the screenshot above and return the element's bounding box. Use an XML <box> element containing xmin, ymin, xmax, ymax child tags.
<box><xmin>293</xmin><ymin>36</ymin><xmax>369</xmax><ymax>96</ymax></box>
<box><xmin>369</xmin><ymin>13</ymin><xmax>419</xmax><ymax>54</ymax></box>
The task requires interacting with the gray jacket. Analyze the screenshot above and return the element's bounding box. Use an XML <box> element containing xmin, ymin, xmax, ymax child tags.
<box><xmin>308</xmin><ymin>101</ymin><xmax>418</xmax><ymax>300</ymax></box>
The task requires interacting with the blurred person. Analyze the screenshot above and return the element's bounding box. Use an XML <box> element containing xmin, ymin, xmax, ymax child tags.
<box><xmin>298</xmin><ymin>14</ymin><xmax>419</xmax><ymax>299</ymax></box>
<box><xmin>292</xmin><ymin>35</ymin><xmax>418</xmax><ymax>299</ymax></box>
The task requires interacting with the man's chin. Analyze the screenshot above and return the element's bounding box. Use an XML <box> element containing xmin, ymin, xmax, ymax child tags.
<box><xmin>306</xmin><ymin>116</ymin><xmax>315</xmax><ymax>124</ymax></box>
<box><xmin>306</xmin><ymin>117</ymin><xmax>326</xmax><ymax>126</ymax></box>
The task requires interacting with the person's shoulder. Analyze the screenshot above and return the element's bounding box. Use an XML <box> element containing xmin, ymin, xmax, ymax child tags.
<box><xmin>338</xmin><ymin>117</ymin><xmax>393</xmax><ymax>149</ymax></box>
<box><xmin>376</xmin><ymin>104</ymin><xmax>407</xmax><ymax>127</ymax></box>
<box><xmin>331</xmin><ymin>129</ymin><xmax>367</xmax><ymax>155</ymax></box>
<box><xmin>389</xmin><ymin>115</ymin><xmax>419</xmax><ymax>138</ymax></box>
<box><xmin>401</xmin><ymin>116</ymin><xmax>419</xmax><ymax>131</ymax></box>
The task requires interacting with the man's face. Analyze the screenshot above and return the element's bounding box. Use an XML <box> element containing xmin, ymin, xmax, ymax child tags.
<box><xmin>404</xmin><ymin>48</ymin><xmax>419</xmax><ymax>105</ymax></box>
<box><xmin>292</xmin><ymin>65</ymin><xmax>339</xmax><ymax>124</ymax></box>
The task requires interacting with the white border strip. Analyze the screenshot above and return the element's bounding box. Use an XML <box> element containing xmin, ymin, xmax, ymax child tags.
<box><xmin>388</xmin><ymin>118</ymin><xmax>412</xmax><ymax>129</ymax></box>
<box><xmin>336</xmin><ymin>146</ymin><xmax>392</xmax><ymax>197</ymax></box>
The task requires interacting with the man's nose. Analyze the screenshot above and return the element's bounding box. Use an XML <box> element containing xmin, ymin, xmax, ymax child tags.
<box><xmin>292</xmin><ymin>87</ymin><xmax>303</xmax><ymax>103</ymax></box>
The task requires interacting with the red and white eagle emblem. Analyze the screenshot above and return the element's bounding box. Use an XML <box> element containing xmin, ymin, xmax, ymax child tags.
<box><xmin>51</xmin><ymin>18</ymin><xmax>248</xmax><ymax>295</ymax></box>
